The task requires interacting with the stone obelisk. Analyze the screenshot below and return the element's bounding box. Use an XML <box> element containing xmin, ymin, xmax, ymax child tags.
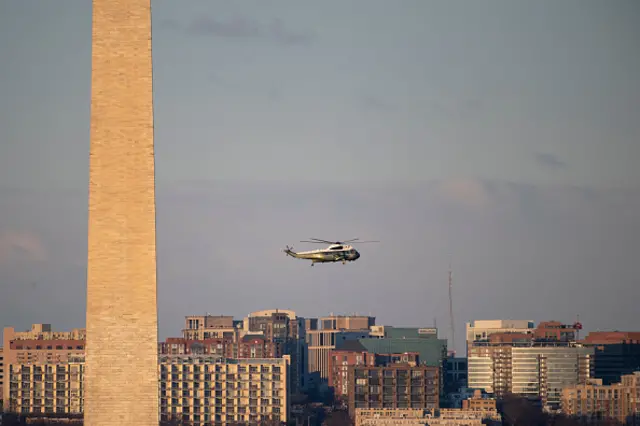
<box><xmin>84</xmin><ymin>0</ymin><xmax>158</xmax><ymax>425</ymax></box>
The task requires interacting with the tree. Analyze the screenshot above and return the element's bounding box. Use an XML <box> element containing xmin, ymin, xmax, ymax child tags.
<box><xmin>322</xmin><ymin>410</ymin><xmax>352</xmax><ymax>426</ymax></box>
<box><xmin>497</xmin><ymin>393</ymin><xmax>547</xmax><ymax>426</ymax></box>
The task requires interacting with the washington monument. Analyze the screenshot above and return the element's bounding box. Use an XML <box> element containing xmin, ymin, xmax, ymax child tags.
<box><xmin>84</xmin><ymin>0</ymin><xmax>159</xmax><ymax>425</ymax></box>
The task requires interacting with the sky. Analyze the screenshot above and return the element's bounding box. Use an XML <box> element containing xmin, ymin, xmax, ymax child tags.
<box><xmin>0</xmin><ymin>0</ymin><xmax>639</xmax><ymax>354</ymax></box>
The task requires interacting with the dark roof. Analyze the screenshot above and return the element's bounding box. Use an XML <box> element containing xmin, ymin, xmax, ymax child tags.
<box><xmin>335</xmin><ymin>340</ymin><xmax>367</xmax><ymax>352</ymax></box>
<box><xmin>242</xmin><ymin>334</ymin><xmax>268</xmax><ymax>342</ymax></box>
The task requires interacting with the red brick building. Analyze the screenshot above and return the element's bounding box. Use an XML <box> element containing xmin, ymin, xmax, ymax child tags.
<box><xmin>329</xmin><ymin>349</ymin><xmax>421</xmax><ymax>402</ymax></box>
<box><xmin>158</xmin><ymin>335</ymin><xmax>275</xmax><ymax>359</ymax></box>
<box><xmin>580</xmin><ymin>331</ymin><xmax>640</xmax><ymax>345</ymax></box>
<box><xmin>329</xmin><ymin>350</ymin><xmax>376</xmax><ymax>400</ymax></box>
<box><xmin>347</xmin><ymin>363</ymin><xmax>439</xmax><ymax>416</ymax></box>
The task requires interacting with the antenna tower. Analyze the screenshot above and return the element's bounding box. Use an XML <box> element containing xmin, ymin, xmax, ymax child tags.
<box><xmin>448</xmin><ymin>261</ymin><xmax>455</xmax><ymax>356</ymax></box>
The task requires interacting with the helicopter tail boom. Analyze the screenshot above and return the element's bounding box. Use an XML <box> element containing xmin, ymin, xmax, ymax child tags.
<box><xmin>283</xmin><ymin>245</ymin><xmax>299</xmax><ymax>258</ymax></box>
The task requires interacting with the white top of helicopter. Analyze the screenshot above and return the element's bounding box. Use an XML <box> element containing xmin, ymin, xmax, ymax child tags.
<box><xmin>299</xmin><ymin>244</ymin><xmax>354</xmax><ymax>253</ymax></box>
<box><xmin>292</xmin><ymin>238</ymin><xmax>378</xmax><ymax>254</ymax></box>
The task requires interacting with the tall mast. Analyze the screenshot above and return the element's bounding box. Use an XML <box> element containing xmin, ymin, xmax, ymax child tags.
<box><xmin>448</xmin><ymin>261</ymin><xmax>455</xmax><ymax>356</ymax></box>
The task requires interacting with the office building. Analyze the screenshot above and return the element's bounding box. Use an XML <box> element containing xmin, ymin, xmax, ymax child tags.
<box><xmin>581</xmin><ymin>331</ymin><xmax>640</xmax><ymax>385</ymax></box>
<box><xmin>467</xmin><ymin>322</ymin><xmax>593</xmax><ymax>411</ymax></box>
<box><xmin>444</xmin><ymin>355</ymin><xmax>467</xmax><ymax>396</ymax></box>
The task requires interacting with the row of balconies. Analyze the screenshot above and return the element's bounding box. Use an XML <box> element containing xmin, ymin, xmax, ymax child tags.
<box><xmin>161</xmin><ymin>391</ymin><xmax>282</xmax><ymax>399</ymax></box>
<box><xmin>161</xmin><ymin>398</ymin><xmax>282</xmax><ymax>407</ymax></box>
<box><xmin>162</xmin><ymin>374</ymin><xmax>281</xmax><ymax>383</ymax></box>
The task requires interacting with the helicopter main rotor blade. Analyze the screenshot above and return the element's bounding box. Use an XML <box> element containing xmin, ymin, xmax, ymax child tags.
<box><xmin>302</xmin><ymin>237</ymin><xmax>380</xmax><ymax>244</ymax></box>
<box><xmin>307</xmin><ymin>238</ymin><xmax>336</xmax><ymax>244</ymax></box>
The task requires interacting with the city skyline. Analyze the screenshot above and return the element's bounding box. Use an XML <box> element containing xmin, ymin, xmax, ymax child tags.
<box><xmin>1</xmin><ymin>0</ymin><xmax>639</xmax><ymax>356</ymax></box>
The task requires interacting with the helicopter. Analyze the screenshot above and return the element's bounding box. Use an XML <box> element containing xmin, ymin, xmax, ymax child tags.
<box><xmin>283</xmin><ymin>238</ymin><xmax>379</xmax><ymax>266</ymax></box>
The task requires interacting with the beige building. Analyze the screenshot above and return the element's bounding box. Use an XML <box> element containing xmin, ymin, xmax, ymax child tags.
<box><xmin>320</xmin><ymin>315</ymin><xmax>375</xmax><ymax>331</ymax></box>
<box><xmin>6</xmin><ymin>354</ymin><xmax>290</xmax><ymax>425</ymax></box>
<box><xmin>2</xmin><ymin>325</ymin><xmax>86</xmax><ymax>404</ymax></box>
<box><xmin>3</xmin><ymin>324</ymin><xmax>85</xmax><ymax>346</ymax></box>
<box><xmin>462</xmin><ymin>389</ymin><xmax>497</xmax><ymax>412</ymax></box>
<box><xmin>466</xmin><ymin>320</ymin><xmax>534</xmax><ymax>348</ymax></box>
<box><xmin>159</xmin><ymin>355</ymin><xmax>289</xmax><ymax>425</ymax></box>
<box><xmin>561</xmin><ymin>372</ymin><xmax>640</xmax><ymax>423</ymax></box>
<box><xmin>354</xmin><ymin>408</ymin><xmax>502</xmax><ymax>426</ymax></box>
<box><xmin>6</xmin><ymin>354</ymin><xmax>85</xmax><ymax>415</ymax></box>
<box><xmin>183</xmin><ymin>315</ymin><xmax>242</xmax><ymax>341</ymax></box>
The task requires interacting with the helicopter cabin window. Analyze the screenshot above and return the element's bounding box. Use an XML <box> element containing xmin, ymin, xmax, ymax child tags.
<box><xmin>332</xmin><ymin>245</ymin><xmax>343</xmax><ymax>250</ymax></box>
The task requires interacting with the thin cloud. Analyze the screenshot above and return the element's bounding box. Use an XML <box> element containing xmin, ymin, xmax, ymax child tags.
<box><xmin>171</xmin><ymin>16</ymin><xmax>314</xmax><ymax>46</ymax></box>
<box><xmin>0</xmin><ymin>230</ymin><xmax>48</xmax><ymax>264</ymax></box>
<box><xmin>534</xmin><ymin>152</ymin><xmax>567</xmax><ymax>171</ymax></box>
<box><xmin>435</xmin><ymin>178</ymin><xmax>491</xmax><ymax>210</ymax></box>
<box><xmin>358</xmin><ymin>94</ymin><xmax>396</xmax><ymax>112</ymax></box>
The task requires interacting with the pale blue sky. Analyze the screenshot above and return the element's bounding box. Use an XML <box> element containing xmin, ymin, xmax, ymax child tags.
<box><xmin>0</xmin><ymin>1</ymin><xmax>639</xmax><ymax>352</ymax></box>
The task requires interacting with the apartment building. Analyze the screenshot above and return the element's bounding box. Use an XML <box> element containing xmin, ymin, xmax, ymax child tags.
<box><xmin>462</xmin><ymin>389</ymin><xmax>497</xmax><ymax>412</ymax></box>
<box><xmin>306</xmin><ymin>329</ymin><xmax>371</xmax><ymax>388</ymax></box>
<box><xmin>244</xmin><ymin>309</ymin><xmax>306</xmax><ymax>395</ymax></box>
<box><xmin>159</xmin><ymin>335</ymin><xmax>275</xmax><ymax>359</ymax></box>
<box><xmin>561</xmin><ymin>372</ymin><xmax>640</xmax><ymax>423</ymax></box>
<box><xmin>347</xmin><ymin>364</ymin><xmax>439</xmax><ymax>417</ymax></box>
<box><xmin>329</xmin><ymin>349</ymin><xmax>376</xmax><ymax>399</ymax></box>
<box><xmin>6</xmin><ymin>354</ymin><xmax>290</xmax><ymax>425</ymax></box>
<box><xmin>159</xmin><ymin>355</ymin><xmax>289</xmax><ymax>425</ymax></box>
<box><xmin>353</xmin><ymin>407</ymin><xmax>502</xmax><ymax>426</ymax></box>
<box><xmin>305</xmin><ymin>315</ymin><xmax>375</xmax><ymax>388</ymax></box>
<box><xmin>329</xmin><ymin>350</ymin><xmax>420</xmax><ymax>401</ymax></box>
<box><xmin>321</xmin><ymin>315</ymin><xmax>375</xmax><ymax>331</ymax></box>
<box><xmin>182</xmin><ymin>315</ymin><xmax>241</xmax><ymax>340</ymax></box>
<box><xmin>6</xmin><ymin>355</ymin><xmax>84</xmax><ymax>415</ymax></box>
<box><xmin>2</xmin><ymin>324</ymin><xmax>85</xmax><ymax>406</ymax></box>
<box><xmin>465</xmin><ymin>320</ymin><xmax>535</xmax><ymax>349</ymax></box>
